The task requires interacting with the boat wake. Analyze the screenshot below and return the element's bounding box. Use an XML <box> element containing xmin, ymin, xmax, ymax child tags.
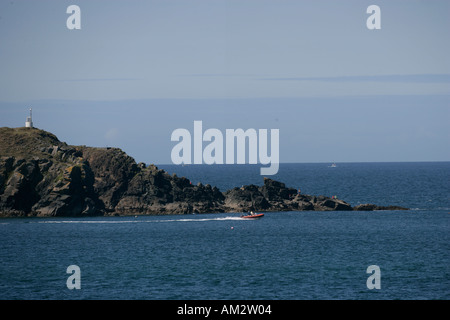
<box><xmin>167</xmin><ymin>216</ymin><xmax>245</xmax><ymax>222</ymax></box>
<box><xmin>36</xmin><ymin>216</ymin><xmax>246</xmax><ymax>224</ymax></box>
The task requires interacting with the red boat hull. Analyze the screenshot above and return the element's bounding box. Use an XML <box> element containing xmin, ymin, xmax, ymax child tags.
<box><xmin>241</xmin><ymin>213</ymin><xmax>264</xmax><ymax>219</ymax></box>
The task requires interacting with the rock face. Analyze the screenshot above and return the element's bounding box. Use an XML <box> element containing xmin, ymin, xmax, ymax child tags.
<box><xmin>224</xmin><ymin>178</ymin><xmax>353</xmax><ymax>212</ymax></box>
<box><xmin>0</xmin><ymin>127</ymin><xmax>408</xmax><ymax>217</ymax></box>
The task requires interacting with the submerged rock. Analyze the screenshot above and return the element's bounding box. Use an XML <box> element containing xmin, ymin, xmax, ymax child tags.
<box><xmin>353</xmin><ymin>203</ymin><xmax>408</xmax><ymax>211</ymax></box>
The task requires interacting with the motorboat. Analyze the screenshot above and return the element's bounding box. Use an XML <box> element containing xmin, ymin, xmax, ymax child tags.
<box><xmin>241</xmin><ymin>213</ymin><xmax>264</xmax><ymax>219</ymax></box>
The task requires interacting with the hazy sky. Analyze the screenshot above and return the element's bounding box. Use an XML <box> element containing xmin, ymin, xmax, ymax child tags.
<box><xmin>0</xmin><ymin>0</ymin><xmax>449</xmax><ymax>164</ymax></box>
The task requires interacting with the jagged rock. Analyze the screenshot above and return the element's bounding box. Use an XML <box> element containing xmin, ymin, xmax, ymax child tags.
<box><xmin>224</xmin><ymin>185</ymin><xmax>270</xmax><ymax>212</ymax></box>
<box><xmin>0</xmin><ymin>127</ymin><xmax>408</xmax><ymax>217</ymax></box>
<box><xmin>0</xmin><ymin>159</ymin><xmax>42</xmax><ymax>214</ymax></box>
<box><xmin>113</xmin><ymin>165</ymin><xmax>225</xmax><ymax>215</ymax></box>
<box><xmin>260</xmin><ymin>177</ymin><xmax>297</xmax><ymax>201</ymax></box>
<box><xmin>313</xmin><ymin>197</ymin><xmax>353</xmax><ymax>211</ymax></box>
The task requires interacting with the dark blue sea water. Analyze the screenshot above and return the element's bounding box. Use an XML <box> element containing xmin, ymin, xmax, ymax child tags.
<box><xmin>0</xmin><ymin>162</ymin><xmax>449</xmax><ymax>300</ymax></box>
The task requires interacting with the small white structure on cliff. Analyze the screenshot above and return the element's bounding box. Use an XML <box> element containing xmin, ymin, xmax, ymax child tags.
<box><xmin>25</xmin><ymin>108</ymin><xmax>33</xmax><ymax>128</ymax></box>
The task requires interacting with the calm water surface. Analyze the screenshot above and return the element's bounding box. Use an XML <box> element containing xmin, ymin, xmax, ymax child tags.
<box><xmin>0</xmin><ymin>162</ymin><xmax>449</xmax><ymax>299</ymax></box>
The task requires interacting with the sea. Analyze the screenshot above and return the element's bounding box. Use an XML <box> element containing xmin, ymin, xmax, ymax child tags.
<box><xmin>0</xmin><ymin>162</ymin><xmax>449</xmax><ymax>300</ymax></box>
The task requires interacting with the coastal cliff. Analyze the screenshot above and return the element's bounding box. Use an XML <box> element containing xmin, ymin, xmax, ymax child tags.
<box><xmin>0</xmin><ymin>127</ymin><xmax>407</xmax><ymax>217</ymax></box>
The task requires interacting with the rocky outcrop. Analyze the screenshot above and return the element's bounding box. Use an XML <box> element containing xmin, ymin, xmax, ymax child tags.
<box><xmin>223</xmin><ymin>178</ymin><xmax>353</xmax><ymax>212</ymax></box>
<box><xmin>0</xmin><ymin>151</ymin><xmax>104</xmax><ymax>217</ymax></box>
<box><xmin>0</xmin><ymin>127</ymin><xmax>230</xmax><ymax>217</ymax></box>
<box><xmin>113</xmin><ymin>166</ymin><xmax>225</xmax><ymax>215</ymax></box>
<box><xmin>0</xmin><ymin>127</ymin><xmax>408</xmax><ymax>217</ymax></box>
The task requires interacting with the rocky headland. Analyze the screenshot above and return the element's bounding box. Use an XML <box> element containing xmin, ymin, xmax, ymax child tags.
<box><xmin>0</xmin><ymin>127</ymin><xmax>408</xmax><ymax>217</ymax></box>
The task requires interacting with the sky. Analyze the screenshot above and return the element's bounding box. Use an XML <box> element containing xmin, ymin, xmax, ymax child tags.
<box><xmin>0</xmin><ymin>0</ymin><xmax>449</xmax><ymax>165</ymax></box>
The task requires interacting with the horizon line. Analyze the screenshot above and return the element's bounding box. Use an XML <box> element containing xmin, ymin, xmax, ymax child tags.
<box><xmin>154</xmin><ymin>160</ymin><xmax>450</xmax><ymax>166</ymax></box>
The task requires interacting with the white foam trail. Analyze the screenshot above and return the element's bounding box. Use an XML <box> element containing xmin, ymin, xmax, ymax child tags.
<box><xmin>170</xmin><ymin>217</ymin><xmax>245</xmax><ymax>222</ymax></box>
<box><xmin>36</xmin><ymin>216</ymin><xmax>246</xmax><ymax>224</ymax></box>
<box><xmin>38</xmin><ymin>220</ymin><xmax>139</xmax><ymax>224</ymax></box>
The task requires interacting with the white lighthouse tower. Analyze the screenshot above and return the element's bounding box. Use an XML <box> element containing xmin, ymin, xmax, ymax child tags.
<box><xmin>25</xmin><ymin>108</ymin><xmax>33</xmax><ymax>128</ymax></box>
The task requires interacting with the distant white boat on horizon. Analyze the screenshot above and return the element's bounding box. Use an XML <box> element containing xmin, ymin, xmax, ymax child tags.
<box><xmin>330</xmin><ymin>163</ymin><xmax>337</xmax><ymax>167</ymax></box>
